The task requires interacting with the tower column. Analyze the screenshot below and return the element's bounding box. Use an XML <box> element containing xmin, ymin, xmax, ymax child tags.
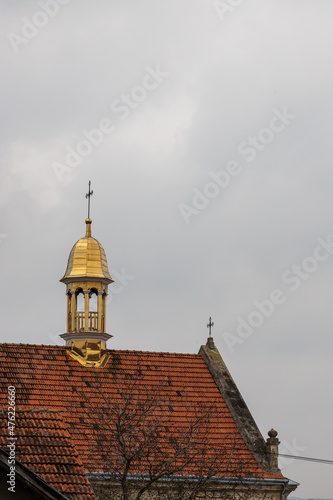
<box><xmin>84</xmin><ymin>290</ymin><xmax>90</xmax><ymax>331</ymax></box>
<box><xmin>70</xmin><ymin>291</ymin><xmax>76</xmax><ymax>332</ymax></box>
<box><xmin>102</xmin><ymin>293</ymin><xmax>106</xmax><ymax>332</ymax></box>
<box><xmin>97</xmin><ymin>291</ymin><xmax>103</xmax><ymax>331</ymax></box>
<box><xmin>67</xmin><ymin>293</ymin><xmax>71</xmax><ymax>332</ymax></box>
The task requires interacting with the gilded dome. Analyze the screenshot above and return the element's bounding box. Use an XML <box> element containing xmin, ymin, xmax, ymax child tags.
<box><xmin>60</xmin><ymin>219</ymin><xmax>113</xmax><ymax>284</ymax></box>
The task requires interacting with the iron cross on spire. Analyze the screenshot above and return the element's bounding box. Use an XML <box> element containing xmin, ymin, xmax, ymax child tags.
<box><xmin>207</xmin><ymin>317</ymin><xmax>214</xmax><ymax>338</ymax></box>
<box><xmin>85</xmin><ymin>181</ymin><xmax>93</xmax><ymax>219</ymax></box>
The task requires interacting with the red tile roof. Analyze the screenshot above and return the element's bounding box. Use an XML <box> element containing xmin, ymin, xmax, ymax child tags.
<box><xmin>0</xmin><ymin>407</ymin><xmax>96</xmax><ymax>500</ymax></box>
<box><xmin>0</xmin><ymin>343</ymin><xmax>284</xmax><ymax>494</ymax></box>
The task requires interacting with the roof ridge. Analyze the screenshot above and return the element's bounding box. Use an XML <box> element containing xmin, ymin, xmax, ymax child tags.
<box><xmin>108</xmin><ymin>348</ymin><xmax>201</xmax><ymax>355</ymax></box>
<box><xmin>0</xmin><ymin>343</ymin><xmax>202</xmax><ymax>356</ymax></box>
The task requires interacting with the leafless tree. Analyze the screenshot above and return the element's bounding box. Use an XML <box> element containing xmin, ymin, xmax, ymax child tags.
<box><xmin>75</xmin><ymin>366</ymin><xmax>268</xmax><ymax>500</ymax></box>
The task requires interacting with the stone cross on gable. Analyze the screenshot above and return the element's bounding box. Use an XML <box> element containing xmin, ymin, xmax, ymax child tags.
<box><xmin>206</xmin><ymin>317</ymin><xmax>214</xmax><ymax>338</ymax></box>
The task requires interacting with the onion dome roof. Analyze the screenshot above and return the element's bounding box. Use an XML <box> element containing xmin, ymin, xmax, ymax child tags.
<box><xmin>60</xmin><ymin>219</ymin><xmax>113</xmax><ymax>284</ymax></box>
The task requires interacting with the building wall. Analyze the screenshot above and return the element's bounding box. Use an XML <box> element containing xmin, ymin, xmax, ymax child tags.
<box><xmin>90</xmin><ymin>478</ymin><xmax>285</xmax><ymax>500</ymax></box>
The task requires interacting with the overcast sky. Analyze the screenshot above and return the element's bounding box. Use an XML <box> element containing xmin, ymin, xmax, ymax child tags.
<box><xmin>1</xmin><ymin>1</ymin><xmax>333</xmax><ymax>497</ymax></box>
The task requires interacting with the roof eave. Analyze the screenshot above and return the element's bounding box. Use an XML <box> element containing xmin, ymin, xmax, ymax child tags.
<box><xmin>60</xmin><ymin>275</ymin><xmax>114</xmax><ymax>285</ymax></box>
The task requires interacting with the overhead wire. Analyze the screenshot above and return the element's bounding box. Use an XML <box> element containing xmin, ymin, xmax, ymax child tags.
<box><xmin>279</xmin><ymin>454</ymin><xmax>333</xmax><ymax>465</ymax></box>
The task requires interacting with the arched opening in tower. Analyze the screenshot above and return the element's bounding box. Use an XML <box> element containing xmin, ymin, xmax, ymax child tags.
<box><xmin>76</xmin><ymin>288</ymin><xmax>85</xmax><ymax>331</ymax></box>
<box><xmin>89</xmin><ymin>289</ymin><xmax>98</xmax><ymax>331</ymax></box>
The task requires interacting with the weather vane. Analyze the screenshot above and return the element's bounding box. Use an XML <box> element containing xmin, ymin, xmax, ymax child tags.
<box><xmin>206</xmin><ymin>317</ymin><xmax>214</xmax><ymax>338</ymax></box>
<box><xmin>85</xmin><ymin>181</ymin><xmax>93</xmax><ymax>219</ymax></box>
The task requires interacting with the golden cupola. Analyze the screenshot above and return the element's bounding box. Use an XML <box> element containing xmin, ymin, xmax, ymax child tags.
<box><xmin>61</xmin><ymin>218</ymin><xmax>113</xmax><ymax>285</ymax></box>
<box><xmin>60</xmin><ymin>185</ymin><xmax>114</xmax><ymax>367</ymax></box>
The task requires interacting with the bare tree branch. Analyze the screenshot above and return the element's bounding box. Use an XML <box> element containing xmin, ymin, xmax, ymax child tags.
<box><xmin>74</xmin><ymin>364</ymin><xmax>267</xmax><ymax>500</ymax></box>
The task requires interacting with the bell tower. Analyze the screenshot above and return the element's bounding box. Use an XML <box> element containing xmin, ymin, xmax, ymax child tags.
<box><xmin>60</xmin><ymin>183</ymin><xmax>114</xmax><ymax>367</ymax></box>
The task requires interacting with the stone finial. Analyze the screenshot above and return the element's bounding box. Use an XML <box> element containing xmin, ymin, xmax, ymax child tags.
<box><xmin>206</xmin><ymin>337</ymin><xmax>216</xmax><ymax>350</ymax></box>
<box><xmin>266</xmin><ymin>429</ymin><xmax>280</xmax><ymax>473</ymax></box>
<box><xmin>268</xmin><ymin>428</ymin><xmax>278</xmax><ymax>438</ymax></box>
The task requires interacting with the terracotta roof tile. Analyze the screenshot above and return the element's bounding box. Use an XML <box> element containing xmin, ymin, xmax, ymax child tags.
<box><xmin>0</xmin><ymin>407</ymin><xmax>96</xmax><ymax>500</ymax></box>
<box><xmin>0</xmin><ymin>343</ymin><xmax>284</xmax><ymax>490</ymax></box>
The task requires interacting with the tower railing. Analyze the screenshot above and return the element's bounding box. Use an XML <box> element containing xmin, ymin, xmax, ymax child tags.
<box><xmin>75</xmin><ymin>311</ymin><xmax>98</xmax><ymax>332</ymax></box>
<box><xmin>88</xmin><ymin>312</ymin><xmax>98</xmax><ymax>331</ymax></box>
<box><xmin>76</xmin><ymin>312</ymin><xmax>85</xmax><ymax>331</ymax></box>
